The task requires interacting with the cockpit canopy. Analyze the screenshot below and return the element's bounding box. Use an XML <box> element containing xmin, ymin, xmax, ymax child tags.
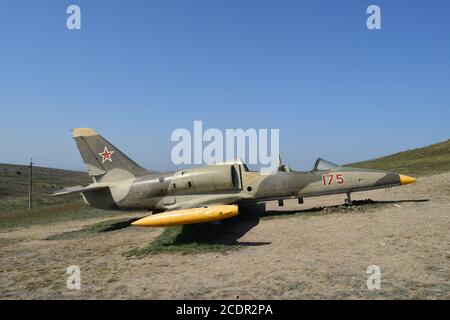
<box><xmin>313</xmin><ymin>158</ymin><xmax>340</xmax><ymax>171</ymax></box>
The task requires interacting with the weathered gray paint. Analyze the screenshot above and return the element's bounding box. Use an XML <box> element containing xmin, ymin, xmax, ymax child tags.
<box><xmin>64</xmin><ymin>128</ymin><xmax>413</xmax><ymax>213</ymax></box>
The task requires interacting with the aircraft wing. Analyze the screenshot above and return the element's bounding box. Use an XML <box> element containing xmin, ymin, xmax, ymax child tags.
<box><xmin>52</xmin><ymin>185</ymin><xmax>109</xmax><ymax>196</ymax></box>
<box><xmin>131</xmin><ymin>205</ymin><xmax>239</xmax><ymax>227</ymax></box>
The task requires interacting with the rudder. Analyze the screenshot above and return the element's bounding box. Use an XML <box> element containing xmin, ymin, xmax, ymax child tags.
<box><xmin>71</xmin><ymin>128</ymin><xmax>149</xmax><ymax>179</ymax></box>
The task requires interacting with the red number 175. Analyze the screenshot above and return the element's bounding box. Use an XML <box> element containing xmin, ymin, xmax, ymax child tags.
<box><xmin>322</xmin><ymin>173</ymin><xmax>344</xmax><ymax>186</ymax></box>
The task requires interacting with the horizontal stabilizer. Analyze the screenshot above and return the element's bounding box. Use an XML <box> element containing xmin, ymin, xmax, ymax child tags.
<box><xmin>132</xmin><ymin>205</ymin><xmax>239</xmax><ymax>227</ymax></box>
<box><xmin>52</xmin><ymin>185</ymin><xmax>109</xmax><ymax>196</ymax></box>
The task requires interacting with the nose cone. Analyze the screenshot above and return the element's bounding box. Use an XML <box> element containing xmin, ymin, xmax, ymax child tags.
<box><xmin>399</xmin><ymin>174</ymin><xmax>417</xmax><ymax>185</ymax></box>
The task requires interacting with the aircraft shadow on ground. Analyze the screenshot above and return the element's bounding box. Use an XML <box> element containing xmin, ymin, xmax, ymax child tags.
<box><xmin>129</xmin><ymin>199</ymin><xmax>429</xmax><ymax>247</ymax></box>
<box><xmin>98</xmin><ymin>218</ymin><xmax>141</xmax><ymax>232</ymax></box>
<box><xmin>45</xmin><ymin>217</ymin><xmax>142</xmax><ymax>241</ymax></box>
<box><xmin>370</xmin><ymin>199</ymin><xmax>429</xmax><ymax>204</ymax></box>
<box><xmin>262</xmin><ymin>198</ymin><xmax>430</xmax><ymax>219</ymax></box>
<box><xmin>171</xmin><ymin>205</ymin><xmax>269</xmax><ymax>247</ymax></box>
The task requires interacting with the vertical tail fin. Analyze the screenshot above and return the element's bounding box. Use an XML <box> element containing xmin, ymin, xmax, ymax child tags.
<box><xmin>71</xmin><ymin>128</ymin><xmax>149</xmax><ymax>178</ymax></box>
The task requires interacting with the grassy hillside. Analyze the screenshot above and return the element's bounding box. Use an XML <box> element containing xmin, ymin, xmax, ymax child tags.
<box><xmin>0</xmin><ymin>163</ymin><xmax>89</xmax><ymax>199</ymax></box>
<box><xmin>0</xmin><ymin>164</ymin><xmax>117</xmax><ymax>229</ymax></box>
<box><xmin>350</xmin><ymin>139</ymin><xmax>450</xmax><ymax>177</ymax></box>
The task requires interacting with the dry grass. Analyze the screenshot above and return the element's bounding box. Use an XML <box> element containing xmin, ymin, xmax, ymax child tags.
<box><xmin>350</xmin><ymin>139</ymin><xmax>450</xmax><ymax>176</ymax></box>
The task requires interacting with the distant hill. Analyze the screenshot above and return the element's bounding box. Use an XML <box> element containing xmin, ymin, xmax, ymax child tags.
<box><xmin>350</xmin><ymin>139</ymin><xmax>450</xmax><ymax>177</ymax></box>
<box><xmin>0</xmin><ymin>163</ymin><xmax>89</xmax><ymax>199</ymax></box>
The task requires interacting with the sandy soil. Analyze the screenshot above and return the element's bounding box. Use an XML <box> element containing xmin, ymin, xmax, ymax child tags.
<box><xmin>1</xmin><ymin>173</ymin><xmax>449</xmax><ymax>299</ymax></box>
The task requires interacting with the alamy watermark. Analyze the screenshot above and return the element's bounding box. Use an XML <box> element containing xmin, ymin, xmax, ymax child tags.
<box><xmin>66</xmin><ymin>265</ymin><xmax>81</xmax><ymax>290</ymax></box>
<box><xmin>367</xmin><ymin>5</ymin><xmax>381</xmax><ymax>30</ymax></box>
<box><xmin>66</xmin><ymin>5</ymin><xmax>81</xmax><ymax>30</ymax></box>
<box><xmin>171</xmin><ymin>121</ymin><xmax>280</xmax><ymax>173</ymax></box>
<box><xmin>366</xmin><ymin>265</ymin><xmax>381</xmax><ymax>290</ymax></box>
<box><xmin>65</xmin><ymin>5</ymin><xmax>381</xmax><ymax>31</ymax></box>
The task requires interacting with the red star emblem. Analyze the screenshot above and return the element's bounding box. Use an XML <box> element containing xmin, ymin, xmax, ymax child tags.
<box><xmin>99</xmin><ymin>146</ymin><xmax>114</xmax><ymax>163</ymax></box>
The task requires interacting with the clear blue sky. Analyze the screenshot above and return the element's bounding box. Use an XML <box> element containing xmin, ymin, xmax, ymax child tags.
<box><xmin>0</xmin><ymin>0</ymin><xmax>449</xmax><ymax>171</ymax></box>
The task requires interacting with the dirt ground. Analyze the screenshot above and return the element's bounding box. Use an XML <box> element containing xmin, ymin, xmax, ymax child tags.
<box><xmin>1</xmin><ymin>173</ymin><xmax>449</xmax><ymax>299</ymax></box>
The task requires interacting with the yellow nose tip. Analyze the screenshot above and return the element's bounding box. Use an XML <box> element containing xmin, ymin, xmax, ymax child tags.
<box><xmin>399</xmin><ymin>175</ymin><xmax>417</xmax><ymax>185</ymax></box>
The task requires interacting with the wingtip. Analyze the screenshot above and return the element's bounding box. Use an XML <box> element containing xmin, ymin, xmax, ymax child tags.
<box><xmin>71</xmin><ymin>128</ymin><xmax>99</xmax><ymax>138</ymax></box>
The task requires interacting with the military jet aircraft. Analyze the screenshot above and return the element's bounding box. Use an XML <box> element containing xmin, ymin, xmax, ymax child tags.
<box><xmin>55</xmin><ymin>128</ymin><xmax>417</xmax><ymax>227</ymax></box>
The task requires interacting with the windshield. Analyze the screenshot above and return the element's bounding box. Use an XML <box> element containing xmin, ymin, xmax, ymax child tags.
<box><xmin>313</xmin><ymin>158</ymin><xmax>339</xmax><ymax>171</ymax></box>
